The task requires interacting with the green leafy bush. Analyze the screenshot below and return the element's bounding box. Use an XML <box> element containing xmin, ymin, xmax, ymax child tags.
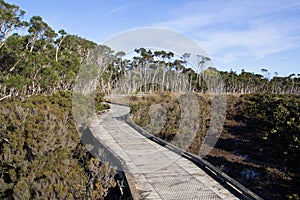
<box><xmin>0</xmin><ymin>92</ymin><xmax>116</xmax><ymax>199</ymax></box>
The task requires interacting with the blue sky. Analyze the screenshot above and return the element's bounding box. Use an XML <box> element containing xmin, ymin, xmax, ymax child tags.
<box><xmin>7</xmin><ymin>0</ymin><xmax>300</xmax><ymax>76</ymax></box>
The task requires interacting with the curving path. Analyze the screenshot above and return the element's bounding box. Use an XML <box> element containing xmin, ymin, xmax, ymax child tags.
<box><xmin>89</xmin><ymin>103</ymin><xmax>239</xmax><ymax>199</ymax></box>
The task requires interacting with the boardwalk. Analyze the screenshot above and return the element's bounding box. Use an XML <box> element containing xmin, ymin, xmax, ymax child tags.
<box><xmin>89</xmin><ymin>104</ymin><xmax>239</xmax><ymax>199</ymax></box>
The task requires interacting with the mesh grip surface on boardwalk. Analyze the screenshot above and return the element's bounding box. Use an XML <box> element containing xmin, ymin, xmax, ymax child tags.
<box><xmin>89</xmin><ymin>104</ymin><xmax>239</xmax><ymax>200</ymax></box>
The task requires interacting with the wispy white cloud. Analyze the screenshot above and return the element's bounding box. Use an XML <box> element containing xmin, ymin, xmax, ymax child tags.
<box><xmin>155</xmin><ymin>0</ymin><xmax>300</xmax><ymax>62</ymax></box>
<box><xmin>105</xmin><ymin>2</ymin><xmax>137</xmax><ymax>18</ymax></box>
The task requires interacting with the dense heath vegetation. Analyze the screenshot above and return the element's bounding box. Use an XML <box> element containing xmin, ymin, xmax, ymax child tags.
<box><xmin>129</xmin><ymin>93</ymin><xmax>300</xmax><ymax>199</ymax></box>
<box><xmin>0</xmin><ymin>92</ymin><xmax>117</xmax><ymax>199</ymax></box>
<box><xmin>1</xmin><ymin>0</ymin><xmax>299</xmax><ymax>199</ymax></box>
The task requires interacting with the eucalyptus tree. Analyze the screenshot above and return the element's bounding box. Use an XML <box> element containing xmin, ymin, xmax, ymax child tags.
<box><xmin>0</xmin><ymin>0</ymin><xmax>26</xmax><ymax>49</ymax></box>
<box><xmin>181</xmin><ymin>52</ymin><xmax>190</xmax><ymax>66</ymax></box>
<box><xmin>164</xmin><ymin>51</ymin><xmax>175</xmax><ymax>91</ymax></box>
<box><xmin>153</xmin><ymin>50</ymin><xmax>168</xmax><ymax>91</ymax></box>
<box><xmin>133</xmin><ymin>48</ymin><xmax>154</xmax><ymax>92</ymax></box>
<box><xmin>27</xmin><ymin>16</ymin><xmax>51</xmax><ymax>52</ymax></box>
<box><xmin>196</xmin><ymin>55</ymin><xmax>211</xmax><ymax>92</ymax></box>
<box><xmin>182</xmin><ymin>67</ymin><xmax>197</xmax><ymax>91</ymax></box>
<box><xmin>55</xmin><ymin>29</ymin><xmax>67</xmax><ymax>62</ymax></box>
<box><xmin>58</xmin><ymin>35</ymin><xmax>96</xmax><ymax>64</ymax></box>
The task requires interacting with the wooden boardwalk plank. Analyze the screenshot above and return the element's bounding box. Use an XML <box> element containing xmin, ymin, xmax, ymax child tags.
<box><xmin>89</xmin><ymin>104</ymin><xmax>239</xmax><ymax>200</ymax></box>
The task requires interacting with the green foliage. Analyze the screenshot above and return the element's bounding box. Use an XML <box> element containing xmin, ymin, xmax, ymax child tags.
<box><xmin>95</xmin><ymin>88</ymin><xmax>110</xmax><ymax>112</ymax></box>
<box><xmin>129</xmin><ymin>93</ymin><xmax>212</xmax><ymax>152</ymax></box>
<box><xmin>0</xmin><ymin>0</ymin><xmax>26</xmax><ymax>48</ymax></box>
<box><xmin>96</xmin><ymin>103</ymin><xmax>110</xmax><ymax>113</ymax></box>
<box><xmin>0</xmin><ymin>92</ymin><xmax>116</xmax><ymax>199</ymax></box>
<box><xmin>0</xmin><ymin>1</ymin><xmax>113</xmax><ymax>98</ymax></box>
<box><xmin>236</xmin><ymin>94</ymin><xmax>300</xmax><ymax>169</ymax></box>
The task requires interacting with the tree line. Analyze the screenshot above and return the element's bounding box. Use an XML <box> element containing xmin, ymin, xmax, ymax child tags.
<box><xmin>1</xmin><ymin>0</ymin><xmax>299</xmax><ymax>101</ymax></box>
<box><xmin>110</xmin><ymin>48</ymin><xmax>300</xmax><ymax>94</ymax></box>
<box><xmin>0</xmin><ymin>0</ymin><xmax>118</xmax><ymax>101</ymax></box>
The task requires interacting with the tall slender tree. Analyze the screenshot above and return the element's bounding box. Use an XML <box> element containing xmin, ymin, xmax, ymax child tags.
<box><xmin>55</xmin><ymin>29</ymin><xmax>67</xmax><ymax>62</ymax></box>
<box><xmin>0</xmin><ymin>0</ymin><xmax>26</xmax><ymax>49</ymax></box>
